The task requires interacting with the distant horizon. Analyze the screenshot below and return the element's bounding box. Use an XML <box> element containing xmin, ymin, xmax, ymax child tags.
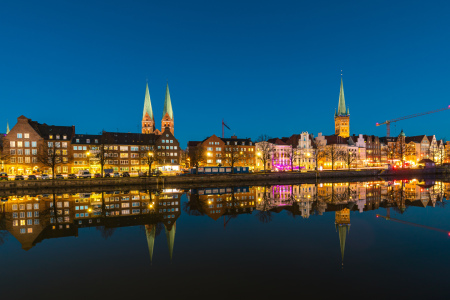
<box><xmin>2</xmin><ymin>0</ymin><xmax>450</xmax><ymax>146</ymax></box>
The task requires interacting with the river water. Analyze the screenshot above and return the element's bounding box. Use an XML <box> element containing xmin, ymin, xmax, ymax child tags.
<box><xmin>1</xmin><ymin>178</ymin><xmax>449</xmax><ymax>299</ymax></box>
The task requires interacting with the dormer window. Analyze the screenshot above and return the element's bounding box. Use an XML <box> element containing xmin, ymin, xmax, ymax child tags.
<box><xmin>227</xmin><ymin>141</ymin><xmax>229</xmax><ymax>145</ymax></box>
<box><xmin>76</xmin><ymin>139</ymin><xmax>80</xmax><ymax>143</ymax></box>
<box><xmin>63</xmin><ymin>135</ymin><xmax>67</xmax><ymax>140</ymax></box>
<box><xmin>95</xmin><ymin>139</ymin><xmax>98</xmax><ymax>143</ymax></box>
<box><xmin>86</xmin><ymin>139</ymin><xmax>90</xmax><ymax>144</ymax></box>
<box><xmin>56</xmin><ymin>135</ymin><xmax>60</xmax><ymax>139</ymax></box>
<box><xmin>49</xmin><ymin>135</ymin><xmax>53</xmax><ymax>139</ymax></box>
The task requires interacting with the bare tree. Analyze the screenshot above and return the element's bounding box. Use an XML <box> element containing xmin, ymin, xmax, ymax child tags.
<box><xmin>189</xmin><ymin>146</ymin><xmax>206</xmax><ymax>174</ymax></box>
<box><xmin>256</xmin><ymin>134</ymin><xmax>274</xmax><ymax>172</ymax></box>
<box><xmin>312</xmin><ymin>140</ymin><xmax>327</xmax><ymax>171</ymax></box>
<box><xmin>343</xmin><ymin>149</ymin><xmax>357</xmax><ymax>170</ymax></box>
<box><xmin>223</xmin><ymin>145</ymin><xmax>244</xmax><ymax>173</ymax></box>
<box><xmin>37</xmin><ymin>141</ymin><xmax>70</xmax><ymax>178</ymax></box>
<box><xmin>142</xmin><ymin>148</ymin><xmax>159</xmax><ymax>175</ymax></box>
<box><xmin>324</xmin><ymin>144</ymin><xmax>344</xmax><ymax>170</ymax></box>
<box><xmin>91</xmin><ymin>133</ymin><xmax>113</xmax><ymax>177</ymax></box>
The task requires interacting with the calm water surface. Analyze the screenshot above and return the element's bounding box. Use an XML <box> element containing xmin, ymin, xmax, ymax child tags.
<box><xmin>1</xmin><ymin>179</ymin><xmax>449</xmax><ymax>299</ymax></box>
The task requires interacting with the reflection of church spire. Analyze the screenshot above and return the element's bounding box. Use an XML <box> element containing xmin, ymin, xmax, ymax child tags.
<box><xmin>145</xmin><ymin>225</ymin><xmax>156</xmax><ymax>265</ymax></box>
<box><xmin>336</xmin><ymin>224</ymin><xmax>350</xmax><ymax>263</ymax></box>
<box><xmin>335</xmin><ymin>208</ymin><xmax>350</xmax><ymax>265</ymax></box>
<box><xmin>165</xmin><ymin>222</ymin><xmax>176</xmax><ymax>261</ymax></box>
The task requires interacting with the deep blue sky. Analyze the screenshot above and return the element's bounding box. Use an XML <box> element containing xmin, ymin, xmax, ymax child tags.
<box><xmin>1</xmin><ymin>0</ymin><xmax>450</xmax><ymax>146</ymax></box>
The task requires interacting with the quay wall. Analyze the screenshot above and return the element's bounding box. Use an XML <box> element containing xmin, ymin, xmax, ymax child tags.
<box><xmin>0</xmin><ymin>167</ymin><xmax>448</xmax><ymax>197</ymax></box>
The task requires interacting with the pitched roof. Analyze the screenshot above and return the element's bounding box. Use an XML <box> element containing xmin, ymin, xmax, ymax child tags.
<box><xmin>142</xmin><ymin>83</ymin><xmax>154</xmax><ymax>120</ymax></box>
<box><xmin>324</xmin><ymin>135</ymin><xmax>348</xmax><ymax>145</ymax></box>
<box><xmin>27</xmin><ymin>119</ymin><xmax>74</xmax><ymax>139</ymax></box>
<box><xmin>336</xmin><ymin>78</ymin><xmax>348</xmax><ymax>116</ymax></box>
<box><xmin>102</xmin><ymin>132</ymin><xmax>158</xmax><ymax>145</ymax></box>
<box><xmin>405</xmin><ymin>135</ymin><xmax>426</xmax><ymax>143</ymax></box>
<box><xmin>221</xmin><ymin>137</ymin><xmax>253</xmax><ymax>145</ymax></box>
<box><xmin>162</xmin><ymin>83</ymin><xmax>173</xmax><ymax>120</ymax></box>
<box><xmin>72</xmin><ymin>134</ymin><xmax>102</xmax><ymax>144</ymax></box>
<box><xmin>267</xmin><ymin>138</ymin><xmax>288</xmax><ymax>145</ymax></box>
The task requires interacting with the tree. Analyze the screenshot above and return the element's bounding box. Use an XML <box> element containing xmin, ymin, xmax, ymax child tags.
<box><xmin>142</xmin><ymin>149</ymin><xmax>159</xmax><ymax>175</ymax></box>
<box><xmin>256</xmin><ymin>134</ymin><xmax>274</xmax><ymax>172</ymax></box>
<box><xmin>324</xmin><ymin>144</ymin><xmax>345</xmax><ymax>170</ymax></box>
<box><xmin>37</xmin><ymin>141</ymin><xmax>70</xmax><ymax>178</ymax></box>
<box><xmin>312</xmin><ymin>140</ymin><xmax>327</xmax><ymax>171</ymax></box>
<box><xmin>189</xmin><ymin>146</ymin><xmax>206</xmax><ymax>173</ymax></box>
<box><xmin>288</xmin><ymin>146</ymin><xmax>301</xmax><ymax>171</ymax></box>
<box><xmin>343</xmin><ymin>149</ymin><xmax>357</xmax><ymax>170</ymax></box>
<box><xmin>223</xmin><ymin>145</ymin><xmax>244</xmax><ymax>173</ymax></box>
<box><xmin>91</xmin><ymin>133</ymin><xmax>113</xmax><ymax>177</ymax></box>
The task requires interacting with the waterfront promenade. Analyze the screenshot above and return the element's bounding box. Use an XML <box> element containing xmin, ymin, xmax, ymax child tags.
<box><xmin>0</xmin><ymin>167</ymin><xmax>448</xmax><ymax>196</ymax></box>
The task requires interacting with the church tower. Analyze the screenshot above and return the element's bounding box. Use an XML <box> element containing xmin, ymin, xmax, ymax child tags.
<box><xmin>142</xmin><ymin>83</ymin><xmax>155</xmax><ymax>134</ymax></box>
<box><xmin>335</xmin><ymin>208</ymin><xmax>350</xmax><ymax>265</ymax></box>
<box><xmin>334</xmin><ymin>78</ymin><xmax>350</xmax><ymax>138</ymax></box>
<box><xmin>161</xmin><ymin>83</ymin><xmax>174</xmax><ymax>135</ymax></box>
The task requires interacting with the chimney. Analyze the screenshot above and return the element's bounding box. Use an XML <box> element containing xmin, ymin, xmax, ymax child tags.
<box><xmin>231</xmin><ymin>135</ymin><xmax>237</xmax><ymax>139</ymax></box>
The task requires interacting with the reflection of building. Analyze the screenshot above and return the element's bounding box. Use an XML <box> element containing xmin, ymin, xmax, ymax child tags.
<box><xmin>335</xmin><ymin>208</ymin><xmax>350</xmax><ymax>264</ymax></box>
<box><xmin>0</xmin><ymin>189</ymin><xmax>181</xmax><ymax>255</ymax></box>
<box><xmin>188</xmin><ymin>187</ymin><xmax>256</xmax><ymax>220</ymax></box>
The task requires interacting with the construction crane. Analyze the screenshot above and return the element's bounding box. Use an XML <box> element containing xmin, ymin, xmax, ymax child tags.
<box><xmin>222</xmin><ymin>119</ymin><xmax>230</xmax><ymax>138</ymax></box>
<box><xmin>376</xmin><ymin>214</ymin><xmax>450</xmax><ymax>236</ymax></box>
<box><xmin>376</xmin><ymin>105</ymin><xmax>450</xmax><ymax>137</ymax></box>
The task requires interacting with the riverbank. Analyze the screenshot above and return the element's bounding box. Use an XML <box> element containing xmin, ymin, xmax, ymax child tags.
<box><xmin>0</xmin><ymin>167</ymin><xmax>448</xmax><ymax>196</ymax></box>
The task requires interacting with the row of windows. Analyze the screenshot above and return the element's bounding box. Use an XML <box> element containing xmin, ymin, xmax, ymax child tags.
<box><xmin>12</xmin><ymin>211</ymin><xmax>39</xmax><ymax>218</ymax></box>
<box><xmin>158</xmin><ymin>145</ymin><xmax>178</xmax><ymax>150</ymax></box>
<box><xmin>12</xmin><ymin>204</ymin><xmax>39</xmax><ymax>210</ymax></box>
<box><xmin>13</xmin><ymin>219</ymin><xmax>39</xmax><ymax>226</ymax></box>
<box><xmin>10</xmin><ymin>141</ymin><xmax>39</xmax><ymax>148</ymax></box>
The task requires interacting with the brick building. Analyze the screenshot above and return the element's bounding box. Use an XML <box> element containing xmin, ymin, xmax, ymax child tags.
<box><xmin>4</xmin><ymin>115</ymin><xmax>75</xmax><ymax>175</ymax></box>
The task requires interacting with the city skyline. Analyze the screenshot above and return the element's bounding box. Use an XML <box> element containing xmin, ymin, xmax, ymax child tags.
<box><xmin>2</xmin><ymin>1</ymin><xmax>450</xmax><ymax>146</ymax></box>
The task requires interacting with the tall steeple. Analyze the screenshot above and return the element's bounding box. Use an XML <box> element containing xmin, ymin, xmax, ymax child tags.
<box><xmin>336</xmin><ymin>224</ymin><xmax>350</xmax><ymax>264</ymax></box>
<box><xmin>142</xmin><ymin>83</ymin><xmax>156</xmax><ymax>134</ymax></box>
<box><xmin>6</xmin><ymin>120</ymin><xmax>10</xmax><ymax>134</ymax></box>
<box><xmin>337</xmin><ymin>78</ymin><xmax>348</xmax><ymax>116</ymax></box>
<box><xmin>161</xmin><ymin>82</ymin><xmax>174</xmax><ymax>135</ymax></box>
<box><xmin>163</xmin><ymin>83</ymin><xmax>173</xmax><ymax>120</ymax></box>
<box><xmin>143</xmin><ymin>83</ymin><xmax>154</xmax><ymax>120</ymax></box>
<box><xmin>165</xmin><ymin>222</ymin><xmax>176</xmax><ymax>261</ymax></box>
<box><xmin>334</xmin><ymin>77</ymin><xmax>350</xmax><ymax>138</ymax></box>
<box><xmin>145</xmin><ymin>225</ymin><xmax>156</xmax><ymax>265</ymax></box>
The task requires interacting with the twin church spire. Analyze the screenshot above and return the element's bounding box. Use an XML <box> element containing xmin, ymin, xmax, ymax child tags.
<box><xmin>142</xmin><ymin>82</ymin><xmax>174</xmax><ymax>135</ymax></box>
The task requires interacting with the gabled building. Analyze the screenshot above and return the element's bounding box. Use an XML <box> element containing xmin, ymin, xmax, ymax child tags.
<box><xmin>4</xmin><ymin>115</ymin><xmax>75</xmax><ymax>175</ymax></box>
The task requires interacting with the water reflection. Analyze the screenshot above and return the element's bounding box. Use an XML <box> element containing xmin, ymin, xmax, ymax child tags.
<box><xmin>0</xmin><ymin>179</ymin><xmax>449</xmax><ymax>265</ymax></box>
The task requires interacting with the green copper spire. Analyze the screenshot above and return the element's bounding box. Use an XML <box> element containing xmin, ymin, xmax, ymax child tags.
<box><xmin>143</xmin><ymin>83</ymin><xmax>154</xmax><ymax>120</ymax></box>
<box><xmin>145</xmin><ymin>225</ymin><xmax>156</xmax><ymax>265</ymax></box>
<box><xmin>336</xmin><ymin>224</ymin><xmax>350</xmax><ymax>264</ymax></box>
<box><xmin>337</xmin><ymin>78</ymin><xmax>348</xmax><ymax>116</ymax></box>
<box><xmin>162</xmin><ymin>83</ymin><xmax>173</xmax><ymax>120</ymax></box>
<box><xmin>6</xmin><ymin>120</ymin><xmax>10</xmax><ymax>134</ymax></box>
<box><xmin>165</xmin><ymin>222</ymin><xmax>176</xmax><ymax>261</ymax></box>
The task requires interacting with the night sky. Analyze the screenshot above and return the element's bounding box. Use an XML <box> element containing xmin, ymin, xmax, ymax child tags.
<box><xmin>1</xmin><ymin>0</ymin><xmax>450</xmax><ymax>146</ymax></box>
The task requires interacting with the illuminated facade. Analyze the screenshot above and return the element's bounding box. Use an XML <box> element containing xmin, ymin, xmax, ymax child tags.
<box><xmin>141</xmin><ymin>83</ymin><xmax>174</xmax><ymax>135</ymax></box>
<box><xmin>334</xmin><ymin>78</ymin><xmax>350</xmax><ymax>138</ymax></box>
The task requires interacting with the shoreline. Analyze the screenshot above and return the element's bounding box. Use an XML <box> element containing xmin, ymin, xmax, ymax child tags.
<box><xmin>0</xmin><ymin>167</ymin><xmax>448</xmax><ymax>197</ymax></box>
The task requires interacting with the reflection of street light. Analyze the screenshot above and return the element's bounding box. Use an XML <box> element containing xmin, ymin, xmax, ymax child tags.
<box><xmin>207</xmin><ymin>152</ymin><xmax>212</xmax><ymax>157</ymax></box>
